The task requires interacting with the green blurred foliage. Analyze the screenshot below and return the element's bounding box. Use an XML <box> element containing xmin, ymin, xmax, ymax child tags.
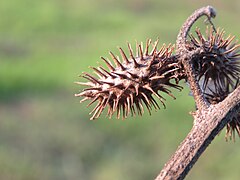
<box><xmin>0</xmin><ymin>0</ymin><xmax>240</xmax><ymax>179</ymax></box>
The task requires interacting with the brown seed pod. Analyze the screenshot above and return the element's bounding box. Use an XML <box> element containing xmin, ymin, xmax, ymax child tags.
<box><xmin>188</xmin><ymin>27</ymin><xmax>240</xmax><ymax>92</ymax></box>
<box><xmin>204</xmin><ymin>80</ymin><xmax>240</xmax><ymax>141</ymax></box>
<box><xmin>75</xmin><ymin>39</ymin><xmax>183</xmax><ymax>120</ymax></box>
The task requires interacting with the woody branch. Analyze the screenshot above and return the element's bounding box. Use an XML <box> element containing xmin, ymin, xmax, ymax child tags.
<box><xmin>155</xmin><ymin>6</ymin><xmax>240</xmax><ymax>180</ymax></box>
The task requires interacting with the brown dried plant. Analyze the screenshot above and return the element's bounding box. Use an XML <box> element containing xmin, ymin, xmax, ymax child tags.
<box><xmin>204</xmin><ymin>80</ymin><xmax>240</xmax><ymax>141</ymax></box>
<box><xmin>75</xmin><ymin>6</ymin><xmax>240</xmax><ymax>180</ymax></box>
<box><xmin>75</xmin><ymin>41</ymin><xmax>183</xmax><ymax>120</ymax></box>
<box><xmin>189</xmin><ymin>27</ymin><xmax>240</xmax><ymax>91</ymax></box>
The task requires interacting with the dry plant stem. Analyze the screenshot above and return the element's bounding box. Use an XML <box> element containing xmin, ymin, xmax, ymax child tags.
<box><xmin>181</xmin><ymin>51</ymin><xmax>210</xmax><ymax>111</ymax></box>
<box><xmin>176</xmin><ymin>6</ymin><xmax>216</xmax><ymax>111</ymax></box>
<box><xmin>155</xmin><ymin>85</ymin><xmax>240</xmax><ymax>180</ymax></box>
<box><xmin>155</xmin><ymin>6</ymin><xmax>240</xmax><ymax>180</ymax></box>
<box><xmin>176</xmin><ymin>6</ymin><xmax>216</xmax><ymax>48</ymax></box>
<box><xmin>156</xmin><ymin>86</ymin><xmax>240</xmax><ymax>180</ymax></box>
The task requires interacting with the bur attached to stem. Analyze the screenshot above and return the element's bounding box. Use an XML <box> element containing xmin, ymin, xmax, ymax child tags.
<box><xmin>189</xmin><ymin>27</ymin><xmax>240</xmax><ymax>92</ymax></box>
<box><xmin>75</xmin><ymin>5</ymin><xmax>240</xmax><ymax>144</ymax></box>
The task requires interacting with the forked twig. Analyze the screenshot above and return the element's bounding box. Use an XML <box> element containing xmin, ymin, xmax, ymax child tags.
<box><xmin>155</xmin><ymin>6</ymin><xmax>240</xmax><ymax>180</ymax></box>
<box><xmin>176</xmin><ymin>6</ymin><xmax>216</xmax><ymax>111</ymax></box>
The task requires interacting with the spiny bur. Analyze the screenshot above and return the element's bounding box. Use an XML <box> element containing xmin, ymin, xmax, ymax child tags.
<box><xmin>187</xmin><ymin>27</ymin><xmax>240</xmax><ymax>141</ymax></box>
<box><xmin>75</xmin><ymin>40</ymin><xmax>183</xmax><ymax>120</ymax></box>
<box><xmin>188</xmin><ymin>27</ymin><xmax>240</xmax><ymax>92</ymax></box>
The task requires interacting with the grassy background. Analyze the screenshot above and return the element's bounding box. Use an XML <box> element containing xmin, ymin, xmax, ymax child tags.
<box><xmin>1</xmin><ymin>0</ymin><xmax>240</xmax><ymax>179</ymax></box>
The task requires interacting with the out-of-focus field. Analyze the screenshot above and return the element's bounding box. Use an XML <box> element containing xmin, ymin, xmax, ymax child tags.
<box><xmin>0</xmin><ymin>0</ymin><xmax>240</xmax><ymax>179</ymax></box>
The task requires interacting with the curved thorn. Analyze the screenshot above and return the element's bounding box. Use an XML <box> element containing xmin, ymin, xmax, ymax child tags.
<box><xmin>150</xmin><ymin>39</ymin><xmax>159</xmax><ymax>55</ymax></box>
<box><xmin>145</xmin><ymin>39</ymin><xmax>151</xmax><ymax>56</ymax></box>
<box><xmin>109</xmin><ymin>51</ymin><xmax>125</xmax><ymax>70</ymax></box>
<box><xmin>90</xmin><ymin>66</ymin><xmax>107</xmax><ymax>78</ymax></box>
<box><xmin>118</xmin><ymin>47</ymin><xmax>130</xmax><ymax>64</ymax></box>
<box><xmin>139</xmin><ymin>43</ymin><xmax>144</xmax><ymax>60</ymax></box>
<box><xmin>101</xmin><ymin>57</ymin><xmax>115</xmax><ymax>71</ymax></box>
<box><xmin>127</xmin><ymin>42</ymin><xmax>139</xmax><ymax>67</ymax></box>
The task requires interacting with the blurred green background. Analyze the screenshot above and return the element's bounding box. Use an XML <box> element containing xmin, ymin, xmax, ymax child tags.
<box><xmin>1</xmin><ymin>0</ymin><xmax>240</xmax><ymax>179</ymax></box>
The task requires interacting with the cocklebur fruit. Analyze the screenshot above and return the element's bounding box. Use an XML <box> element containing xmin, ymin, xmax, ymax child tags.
<box><xmin>189</xmin><ymin>27</ymin><xmax>240</xmax><ymax>92</ymax></box>
<box><xmin>75</xmin><ymin>40</ymin><xmax>183</xmax><ymax>120</ymax></box>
